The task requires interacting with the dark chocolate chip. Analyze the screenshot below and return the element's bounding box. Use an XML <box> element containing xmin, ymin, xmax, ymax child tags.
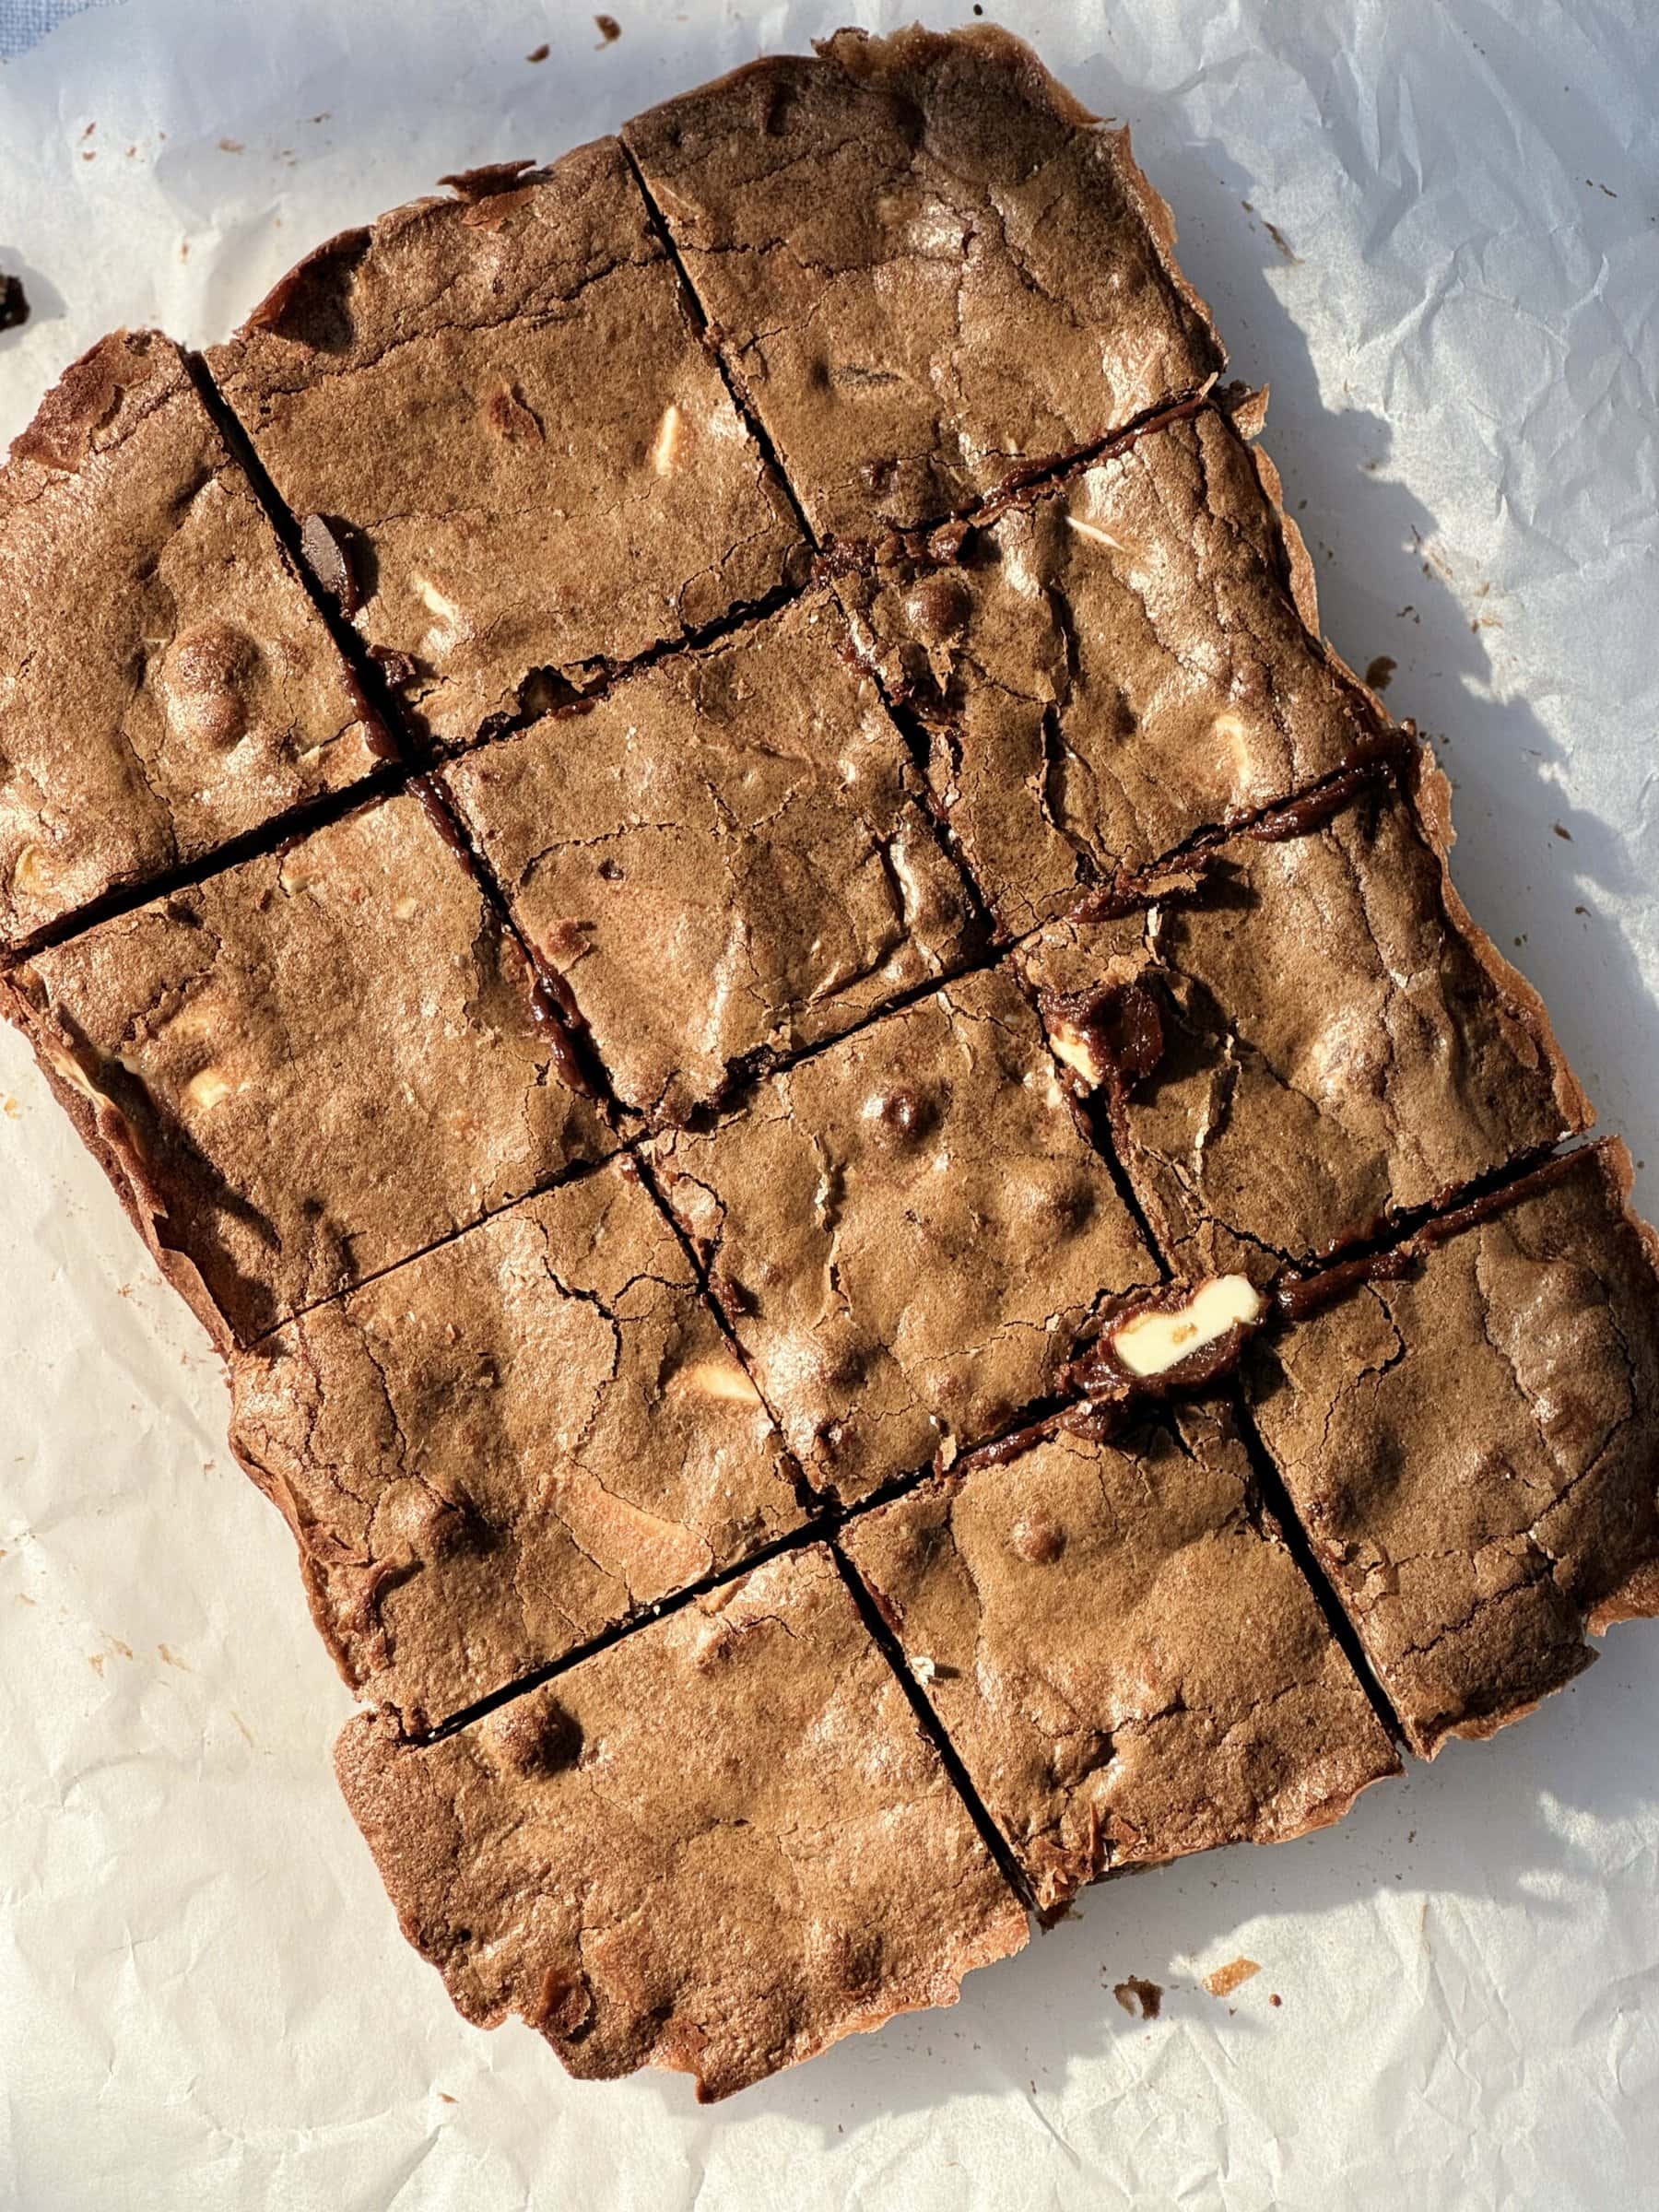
<box><xmin>300</xmin><ymin>512</ymin><xmax>361</xmax><ymax>617</ymax></box>
<box><xmin>904</xmin><ymin>570</ymin><xmax>972</xmax><ymax>643</ymax></box>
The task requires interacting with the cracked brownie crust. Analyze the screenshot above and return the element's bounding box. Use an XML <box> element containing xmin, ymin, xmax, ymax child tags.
<box><xmin>1248</xmin><ymin>1140</ymin><xmax>1659</xmax><ymax>1756</ymax></box>
<box><xmin>5</xmin><ymin>20</ymin><xmax>1653</xmax><ymax>2106</ymax></box>
<box><xmin>229</xmin><ymin>1155</ymin><xmax>804</xmax><ymax>1734</ymax></box>
<box><xmin>1019</xmin><ymin>760</ymin><xmax>1593</xmax><ymax>1282</ymax></box>
<box><xmin>3</xmin><ymin>792</ymin><xmax>609</xmax><ymax>1348</ymax></box>
<box><xmin>836</xmin><ymin>404</ymin><xmax>1390</xmax><ymax>935</ymax></box>
<box><xmin>335</xmin><ymin>1544</ymin><xmax>1029</xmax><ymax>2101</ymax></box>
<box><xmin>624</xmin><ymin>24</ymin><xmax>1223</xmax><ymax>545</ymax></box>
<box><xmin>647</xmin><ymin>965</ymin><xmax>1159</xmax><ymax>1501</ymax></box>
<box><xmin>0</xmin><ymin>330</ymin><xmax>386</xmax><ymax>947</ymax></box>
<box><xmin>442</xmin><ymin>589</ymin><xmax>975</xmax><ymax>1124</ymax></box>
<box><xmin>842</xmin><ymin>1403</ymin><xmax>1398</xmax><ymax>1915</ymax></box>
<box><xmin>209</xmin><ymin>138</ymin><xmax>805</xmax><ymax>749</ymax></box>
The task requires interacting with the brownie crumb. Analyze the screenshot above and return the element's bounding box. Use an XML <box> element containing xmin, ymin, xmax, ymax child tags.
<box><xmin>0</xmin><ymin>274</ymin><xmax>29</xmax><ymax>332</ymax></box>
<box><xmin>1113</xmin><ymin>1976</ymin><xmax>1162</xmax><ymax>2021</ymax></box>
<box><xmin>1365</xmin><ymin>654</ymin><xmax>1397</xmax><ymax>690</ymax></box>
<box><xmin>1204</xmin><ymin>1957</ymin><xmax>1261</xmax><ymax>1998</ymax></box>
<box><xmin>594</xmin><ymin>13</ymin><xmax>620</xmax><ymax>41</ymax></box>
<box><xmin>526</xmin><ymin>42</ymin><xmax>549</xmax><ymax>63</ymax></box>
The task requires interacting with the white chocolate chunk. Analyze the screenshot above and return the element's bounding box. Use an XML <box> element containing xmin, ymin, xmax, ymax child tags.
<box><xmin>651</xmin><ymin>403</ymin><xmax>683</xmax><ymax>477</ymax></box>
<box><xmin>1049</xmin><ymin>1018</ymin><xmax>1107</xmax><ymax>1088</ymax></box>
<box><xmin>13</xmin><ymin>843</ymin><xmax>54</xmax><ymax>896</ymax></box>
<box><xmin>41</xmin><ymin>1039</ymin><xmax>102</xmax><ymax>1102</ymax></box>
<box><xmin>1110</xmin><ymin>1276</ymin><xmax>1264</xmax><ymax>1378</ymax></box>
<box><xmin>1063</xmin><ymin>512</ymin><xmax>1127</xmax><ymax>554</ymax></box>
<box><xmin>183</xmin><ymin>1065</ymin><xmax>238</xmax><ymax>1113</ymax></box>
<box><xmin>412</xmin><ymin>574</ymin><xmax>465</xmax><ymax>654</ymax></box>
<box><xmin>673</xmin><ymin>1357</ymin><xmax>763</xmax><ymax>1407</ymax></box>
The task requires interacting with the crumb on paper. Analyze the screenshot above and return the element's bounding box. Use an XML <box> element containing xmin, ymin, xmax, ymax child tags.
<box><xmin>1204</xmin><ymin>1956</ymin><xmax>1261</xmax><ymax>1999</ymax></box>
<box><xmin>218</xmin><ymin>137</ymin><xmax>243</xmax><ymax>155</ymax></box>
<box><xmin>0</xmin><ymin>276</ymin><xmax>31</xmax><ymax>333</ymax></box>
<box><xmin>1112</xmin><ymin>1976</ymin><xmax>1162</xmax><ymax>2021</ymax></box>
<box><xmin>1270</xmin><ymin>1992</ymin><xmax>1283</xmax><ymax>2007</ymax></box>
<box><xmin>158</xmin><ymin>1643</ymin><xmax>190</xmax><ymax>1670</ymax></box>
<box><xmin>595</xmin><ymin>12</ymin><xmax>621</xmax><ymax>41</ymax></box>
<box><xmin>1364</xmin><ymin>654</ymin><xmax>1396</xmax><ymax>691</ymax></box>
<box><xmin>527</xmin><ymin>42</ymin><xmax>549</xmax><ymax>62</ymax></box>
<box><xmin>1553</xmin><ymin>822</ymin><xmax>1572</xmax><ymax>841</ymax></box>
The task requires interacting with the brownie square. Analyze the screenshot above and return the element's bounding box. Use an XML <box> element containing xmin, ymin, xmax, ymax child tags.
<box><xmin>841</xmin><ymin>1404</ymin><xmax>1399</xmax><ymax>1916</ymax></box>
<box><xmin>0</xmin><ymin>330</ymin><xmax>386</xmax><ymax>947</ymax></box>
<box><xmin>624</xmin><ymin>25</ymin><xmax>1221</xmax><ymax>545</ymax></box>
<box><xmin>442</xmin><ymin>589</ymin><xmax>976</xmax><ymax>1124</ymax></box>
<box><xmin>230</xmin><ymin>1155</ymin><xmax>805</xmax><ymax>1733</ymax></box>
<box><xmin>647</xmin><ymin>966</ymin><xmax>1159</xmax><ymax>1501</ymax></box>
<box><xmin>1018</xmin><ymin>761</ymin><xmax>1592</xmax><ymax>1282</ymax></box>
<box><xmin>1248</xmin><ymin>1140</ymin><xmax>1659</xmax><ymax>1756</ymax></box>
<box><xmin>836</xmin><ymin>405</ymin><xmax>1388</xmax><ymax>935</ymax></box>
<box><xmin>2</xmin><ymin>792</ymin><xmax>609</xmax><ymax>1348</ymax></box>
<box><xmin>208</xmin><ymin>140</ymin><xmax>804</xmax><ymax>749</ymax></box>
<box><xmin>335</xmin><ymin>1544</ymin><xmax>1028</xmax><ymax>2101</ymax></box>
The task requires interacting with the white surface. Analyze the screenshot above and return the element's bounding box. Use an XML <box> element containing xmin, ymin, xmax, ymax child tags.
<box><xmin>1</xmin><ymin>2</ymin><xmax>1656</xmax><ymax>2206</ymax></box>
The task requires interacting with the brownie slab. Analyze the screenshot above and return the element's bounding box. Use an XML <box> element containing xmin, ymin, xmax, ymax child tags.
<box><xmin>647</xmin><ymin>966</ymin><xmax>1158</xmax><ymax>1501</ymax></box>
<box><xmin>2</xmin><ymin>792</ymin><xmax>609</xmax><ymax>1348</ymax></box>
<box><xmin>230</xmin><ymin>1156</ymin><xmax>804</xmax><ymax>1733</ymax></box>
<box><xmin>442</xmin><ymin>589</ymin><xmax>975</xmax><ymax>1123</ymax></box>
<box><xmin>624</xmin><ymin>25</ymin><xmax>1222</xmax><ymax>546</ymax></box>
<box><xmin>0</xmin><ymin>330</ymin><xmax>385</xmax><ymax>947</ymax></box>
<box><xmin>841</xmin><ymin>1405</ymin><xmax>1399</xmax><ymax>1915</ymax></box>
<box><xmin>1249</xmin><ymin>1140</ymin><xmax>1659</xmax><ymax>1756</ymax></box>
<box><xmin>1018</xmin><ymin>761</ymin><xmax>1592</xmax><ymax>1282</ymax></box>
<box><xmin>335</xmin><ymin>1545</ymin><xmax>1028</xmax><ymax>2100</ymax></box>
<box><xmin>836</xmin><ymin>405</ymin><xmax>1389</xmax><ymax>935</ymax></box>
<box><xmin>208</xmin><ymin>140</ymin><xmax>804</xmax><ymax>749</ymax></box>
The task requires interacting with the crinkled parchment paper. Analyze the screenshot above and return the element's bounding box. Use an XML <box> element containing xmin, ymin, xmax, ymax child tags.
<box><xmin>1</xmin><ymin>2</ymin><xmax>1655</xmax><ymax>2205</ymax></box>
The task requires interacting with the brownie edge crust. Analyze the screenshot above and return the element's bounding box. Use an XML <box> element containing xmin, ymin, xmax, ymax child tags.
<box><xmin>334</xmin><ymin>1547</ymin><xmax>1029</xmax><ymax>2101</ymax></box>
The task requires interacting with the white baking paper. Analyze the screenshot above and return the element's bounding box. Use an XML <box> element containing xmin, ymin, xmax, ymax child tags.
<box><xmin>1</xmin><ymin>2</ymin><xmax>1656</xmax><ymax>2204</ymax></box>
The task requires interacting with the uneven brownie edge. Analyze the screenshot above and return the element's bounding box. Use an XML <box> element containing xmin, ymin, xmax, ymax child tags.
<box><xmin>1246</xmin><ymin>1137</ymin><xmax>1659</xmax><ymax>1756</ymax></box>
<box><xmin>2</xmin><ymin>792</ymin><xmax>613</xmax><ymax>1352</ymax></box>
<box><xmin>333</xmin><ymin>1545</ymin><xmax>1029</xmax><ymax>2100</ymax></box>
